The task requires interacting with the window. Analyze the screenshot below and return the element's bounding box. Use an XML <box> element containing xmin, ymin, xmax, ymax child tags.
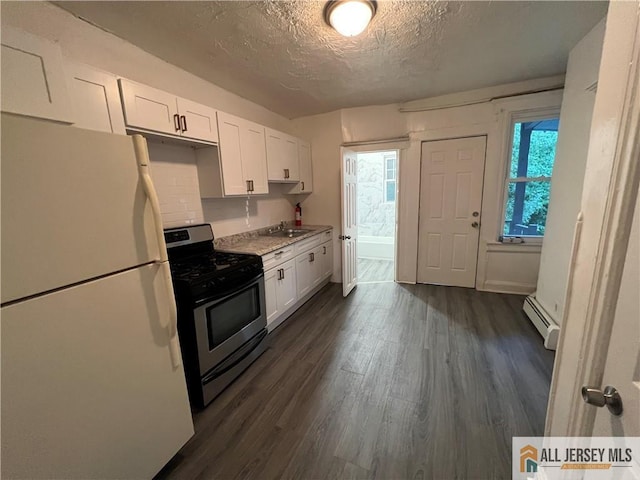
<box><xmin>384</xmin><ymin>156</ymin><xmax>396</xmax><ymax>202</ymax></box>
<box><xmin>502</xmin><ymin>117</ymin><xmax>559</xmax><ymax>238</ymax></box>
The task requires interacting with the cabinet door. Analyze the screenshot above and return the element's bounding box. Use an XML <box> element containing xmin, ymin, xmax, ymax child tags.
<box><xmin>216</xmin><ymin>111</ymin><xmax>249</xmax><ymax>196</ymax></box>
<box><xmin>277</xmin><ymin>259</ymin><xmax>298</xmax><ymax>312</ymax></box>
<box><xmin>241</xmin><ymin>120</ymin><xmax>269</xmax><ymax>194</ymax></box>
<box><xmin>176</xmin><ymin>97</ymin><xmax>218</xmax><ymax>143</ymax></box>
<box><xmin>290</xmin><ymin>140</ymin><xmax>313</xmax><ymax>194</ymax></box>
<box><xmin>119</xmin><ymin>79</ymin><xmax>179</xmax><ymax>135</ymax></box>
<box><xmin>66</xmin><ymin>61</ymin><xmax>126</xmax><ymax>135</ymax></box>
<box><xmin>265</xmin><ymin>128</ymin><xmax>285</xmax><ymax>181</ymax></box>
<box><xmin>1</xmin><ymin>26</ymin><xmax>74</xmax><ymax>123</ymax></box>
<box><xmin>264</xmin><ymin>268</ymin><xmax>279</xmax><ymax>327</ymax></box>
<box><xmin>311</xmin><ymin>246</ymin><xmax>324</xmax><ymax>288</ymax></box>
<box><xmin>266</xmin><ymin>129</ymin><xmax>299</xmax><ymax>182</ymax></box>
<box><xmin>283</xmin><ymin>136</ymin><xmax>300</xmax><ymax>181</ymax></box>
<box><xmin>321</xmin><ymin>240</ymin><xmax>333</xmax><ymax>279</ymax></box>
<box><xmin>296</xmin><ymin>252</ymin><xmax>313</xmax><ymax>298</ymax></box>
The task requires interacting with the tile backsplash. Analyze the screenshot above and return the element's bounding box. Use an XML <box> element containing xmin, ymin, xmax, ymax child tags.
<box><xmin>148</xmin><ymin>141</ymin><xmax>204</xmax><ymax>227</ymax></box>
<box><xmin>148</xmin><ymin>140</ymin><xmax>297</xmax><ymax>238</ymax></box>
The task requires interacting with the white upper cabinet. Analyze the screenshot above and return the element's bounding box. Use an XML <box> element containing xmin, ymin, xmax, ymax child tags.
<box><xmin>176</xmin><ymin>97</ymin><xmax>218</xmax><ymax>143</ymax></box>
<box><xmin>1</xmin><ymin>26</ymin><xmax>74</xmax><ymax>123</ymax></box>
<box><xmin>66</xmin><ymin>61</ymin><xmax>126</xmax><ymax>135</ymax></box>
<box><xmin>119</xmin><ymin>79</ymin><xmax>179</xmax><ymax>136</ymax></box>
<box><xmin>241</xmin><ymin>120</ymin><xmax>269</xmax><ymax>194</ymax></box>
<box><xmin>289</xmin><ymin>140</ymin><xmax>313</xmax><ymax>194</ymax></box>
<box><xmin>118</xmin><ymin>79</ymin><xmax>218</xmax><ymax>144</ymax></box>
<box><xmin>266</xmin><ymin>128</ymin><xmax>300</xmax><ymax>183</ymax></box>
<box><xmin>197</xmin><ymin>111</ymin><xmax>269</xmax><ymax>197</ymax></box>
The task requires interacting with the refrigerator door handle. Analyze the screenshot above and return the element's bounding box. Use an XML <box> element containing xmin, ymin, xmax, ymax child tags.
<box><xmin>132</xmin><ymin>135</ymin><xmax>182</xmax><ymax>369</ymax></box>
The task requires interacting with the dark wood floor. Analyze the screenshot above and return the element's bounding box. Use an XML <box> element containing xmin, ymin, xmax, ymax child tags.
<box><xmin>358</xmin><ymin>258</ymin><xmax>395</xmax><ymax>283</ymax></box>
<box><xmin>157</xmin><ymin>282</ymin><xmax>555</xmax><ymax>480</ymax></box>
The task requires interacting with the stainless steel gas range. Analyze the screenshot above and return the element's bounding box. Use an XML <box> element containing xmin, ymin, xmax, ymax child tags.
<box><xmin>164</xmin><ymin>224</ymin><xmax>268</xmax><ymax>408</ymax></box>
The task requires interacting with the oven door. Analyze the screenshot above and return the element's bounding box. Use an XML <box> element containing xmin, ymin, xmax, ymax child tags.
<box><xmin>193</xmin><ymin>274</ymin><xmax>266</xmax><ymax>376</ymax></box>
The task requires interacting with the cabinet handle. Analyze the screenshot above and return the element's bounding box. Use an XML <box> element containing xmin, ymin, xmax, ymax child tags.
<box><xmin>323</xmin><ymin>246</ymin><xmax>326</xmax><ymax>254</ymax></box>
<box><xmin>173</xmin><ymin>114</ymin><xmax>181</xmax><ymax>132</ymax></box>
<box><xmin>250</xmin><ymin>180</ymin><xmax>255</xmax><ymax>192</ymax></box>
<box><xmin>278</xmin><ymin>268</ymin><xmax>284</xmax><ymax>280</ymax></box>
<box><xmin>246</xmin><ymin>180</ymin><xmax>251</xmax><ymax>192</ymax></box>
<box><xmin>309</xmin><ymin>252</ymin><xmax>315</xmax><ymax>262</ymax></box>
<box><xmin>180</xmin><ymin>115</ymin><xmax>187</xmax><ymax>132</ymax></box>
<box><xmin>301</xmin><ymin>181</ymin><xmax>305</xmax><ymax>191</ymax></box>
<box><xmin>275</xmin><ymin>250</ymin><xmax>284</xmax><ymax>256</ymax></box>
<box><xmin>284</xmin><ymin>168</ymin><xmax>289</xmax><ymax>179</ymax></box>
<box><xmin>281</xmin><ymin>268</ymin><xmax>285</xmax><ymax>280</ymax></box>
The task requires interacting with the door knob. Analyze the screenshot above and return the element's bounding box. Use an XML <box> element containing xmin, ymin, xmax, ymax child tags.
<box><xmin>471</xmin><ymin>222</ymin><xmax>479</xmax><ymax>228</ymax></box>
<box><xmin>338</xmin><ymin>235</ymin><xmax>352</xmax><ymax>240</ymax></box>
<box><xmin>472</xmin><ymin>211</ymin><xmax>480</xmax><ymax>217</ymax></box>
<box><xmin>581</xmin><ymin>386</ymin><xmax>623</xmax><ymax>416</ymax></box>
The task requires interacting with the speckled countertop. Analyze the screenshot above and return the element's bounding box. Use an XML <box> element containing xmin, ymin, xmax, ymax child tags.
<box><xmin>215</xmin><ymin>224</ymin><xmax>333</xmax><ymax>256</ymax></box>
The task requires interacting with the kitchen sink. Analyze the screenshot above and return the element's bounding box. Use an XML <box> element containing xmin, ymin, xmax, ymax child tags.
<box><xmin>263</xmin><ymin>228</ymin><xmax>312</xmax><ymax>238</ymax></box>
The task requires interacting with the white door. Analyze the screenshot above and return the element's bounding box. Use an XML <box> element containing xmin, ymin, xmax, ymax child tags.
<box><xmin>119</xmin><ymin>79</ymin><xmax>179</xmax><ymax>135</ymax></box>
<box><xmin>216</xmin><ymin>111</ymin><xmax>248</xmax><ymax>196</ymax></box>
<box><xmin>176</xmin><ymin>97</ymin><xmax>218</xmax><ymax>143</ymax></box>
<box><xmin>1</xmin><ymin>26</ymin><xmax>74</xmax><ymax>123</ymax></box>
<box><xmin>545</xmin><ymin>0</ymin><xmax>640</xmax><ymax>440</ymax></box>
<box><xmin>241</xmin><ymin>120</ymin><xmax>269</xmax><ymax>194</ymax></box>
<box><xmin>1</xmin><ymin>113</ymin><xmax>161</xmax><ymax>304</ymax></box>
<box><xmin>417</xmin><ymin>136</ymin><xmax>486</xmax><ymax>288</ymax></box>
<box><xmin>591</xmin><ymin>197</ymin><xmax>639</xmax><ymax>437</ymax></box>
<box><xmin>341</xmin><ymin>148</ymin><xmax>358</xmax><ymax>297</ymax></box>
<box><xmin>66</xmin><ymin>60</ymin><xmax>126</xmax><ymax>135</ymax></box>
<box><xmin>1</xmin><ymin>264</ymin><xmax>194</xmax><ymax>479</ymax></box>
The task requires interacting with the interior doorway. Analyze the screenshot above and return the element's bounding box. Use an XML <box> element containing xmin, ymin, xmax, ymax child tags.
<box><xmin>356</xmin><ymin>150</ymin><xmax>397</xmax><ymax>283</ymax></box>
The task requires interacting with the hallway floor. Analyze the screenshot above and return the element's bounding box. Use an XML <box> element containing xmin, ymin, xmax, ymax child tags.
<box><xmin>357</xmin><ymin>257</ymin><xmax>394</xmax><ymax>283</ymax></box>
<box><xmin>157</xmin><ymin>282</ymin><xmax>555</xmax><ymax>480</ymax></box>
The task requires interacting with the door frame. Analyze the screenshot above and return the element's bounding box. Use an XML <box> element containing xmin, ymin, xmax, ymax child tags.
<box><xmin>545</xmin><ymin>1</ymin><xmax>640</xmax><ymax>436</ymax></box>
<box><xmin>340</xmin><ymin>142</ymin><xmax>407</xmax><ymax>284</ymax></box>
<box><xmin>416</xmin><ymin>135</ymin><xmax>488</xmax><ymax>288</ymax></box>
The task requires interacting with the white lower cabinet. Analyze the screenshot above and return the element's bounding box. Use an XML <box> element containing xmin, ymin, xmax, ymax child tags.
<box><xmin>263</xmin><ymin>230</ymin><xmax>333</xmax><ymax>331</ymax></box>
<box><xmin>296</xmin><ymin>250</ymin><xmax>315</xmax><ymax>298</ymax></box>
<box><xmin>264</xmin><ymin>259</ymin><xmax>297</xmax><ymax>329</ymax></box>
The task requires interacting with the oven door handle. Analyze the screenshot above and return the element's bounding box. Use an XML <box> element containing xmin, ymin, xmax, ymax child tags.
<box><xmin>202</xmin><ymin>329</ymin><xmax>268</xmax><ymax>385</ymax></box>
<box><xmin>195</xmin><ymin>272</ymin><xmax>264</xmax><ymax>307</ymax></box>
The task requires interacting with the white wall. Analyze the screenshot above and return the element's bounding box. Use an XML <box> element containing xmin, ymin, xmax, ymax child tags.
<box><xmin>292</xmin><ymin>110</ymin><xmax>344</xmax><ymax>282</ymax></box>
<box><xmin>295</xmin><ymin>88</ymin><xmax>564</xmax><ymax>292</ymax></box>
<box><xmin>534</xmin><ymin>19</ymin><xmax>605</xmax><ymax>325</ymax></box>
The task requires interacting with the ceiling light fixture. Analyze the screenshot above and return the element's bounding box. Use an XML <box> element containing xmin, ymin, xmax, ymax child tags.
<box><xmin>324</xmin><ymin>0</ymin><xmax>377</xmax><ymax>37</ymax></box>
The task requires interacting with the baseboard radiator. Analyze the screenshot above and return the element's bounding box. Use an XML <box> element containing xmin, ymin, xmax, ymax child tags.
<box><xmin>523</xmin><ymin>295</ymin><xmax>560</xmax><ymax>351</ymax></box>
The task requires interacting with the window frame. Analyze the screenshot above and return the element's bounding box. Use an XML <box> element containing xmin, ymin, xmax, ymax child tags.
<box><xmin>383</xmin><ymin>155</ymin><xmax>397</xmax><ymax>203</ymax></box>
<box><xmin>499</xmin><ymin>107</ymin><xmax>561</xmax><ymax>244</ymax></box>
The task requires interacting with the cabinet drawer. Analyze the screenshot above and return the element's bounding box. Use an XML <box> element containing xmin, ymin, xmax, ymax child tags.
<box><xmin>294</xmin><ymin>234</ymin><xmax>323</xmax><ymax>255</ymax></box>
<box><xmin>262</xmin><ymin>246</ymin><xmax>294</xmax><ymax>271</ymax></box>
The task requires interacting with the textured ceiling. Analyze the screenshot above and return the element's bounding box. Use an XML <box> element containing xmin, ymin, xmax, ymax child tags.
<box><xmin>55</xmin><ymin>1</ymin><xmax>608</xmax><ymax>119</ymax></box>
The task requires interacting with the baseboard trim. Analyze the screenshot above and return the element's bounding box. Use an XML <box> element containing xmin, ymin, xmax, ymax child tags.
<box><xmin>523</xmin><ymin>295</ymin><xmax>560</xmax><ymax>350</ymax></box>
<box><xmin>479</xmin><ymin>280</ymin><xmax>536</xmax><ymax>295</ymax></box>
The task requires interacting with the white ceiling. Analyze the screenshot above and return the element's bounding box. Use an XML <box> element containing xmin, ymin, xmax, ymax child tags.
<box><xmin>55</xmin><ymin>1</ymin><xmax>608</xmax><ymax>119</ymax></box>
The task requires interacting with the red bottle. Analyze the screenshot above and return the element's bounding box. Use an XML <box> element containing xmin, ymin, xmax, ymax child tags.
<box><xmin>295</xmin><ymin>203</ymin><xmax>302</xmax><ymax>227</ymax></box>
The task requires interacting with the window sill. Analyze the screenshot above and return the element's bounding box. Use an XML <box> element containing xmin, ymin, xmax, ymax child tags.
<box><xmin>485</xmin><ymin>241</ymin><xmax>542</xmax><ymax>253</ymax></box>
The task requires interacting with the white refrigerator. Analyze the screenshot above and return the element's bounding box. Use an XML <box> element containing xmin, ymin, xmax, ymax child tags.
<box><xmin>1</xmin><ymin>114</ymin><xmax>194</xmax><ymax>479</ymax></box>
